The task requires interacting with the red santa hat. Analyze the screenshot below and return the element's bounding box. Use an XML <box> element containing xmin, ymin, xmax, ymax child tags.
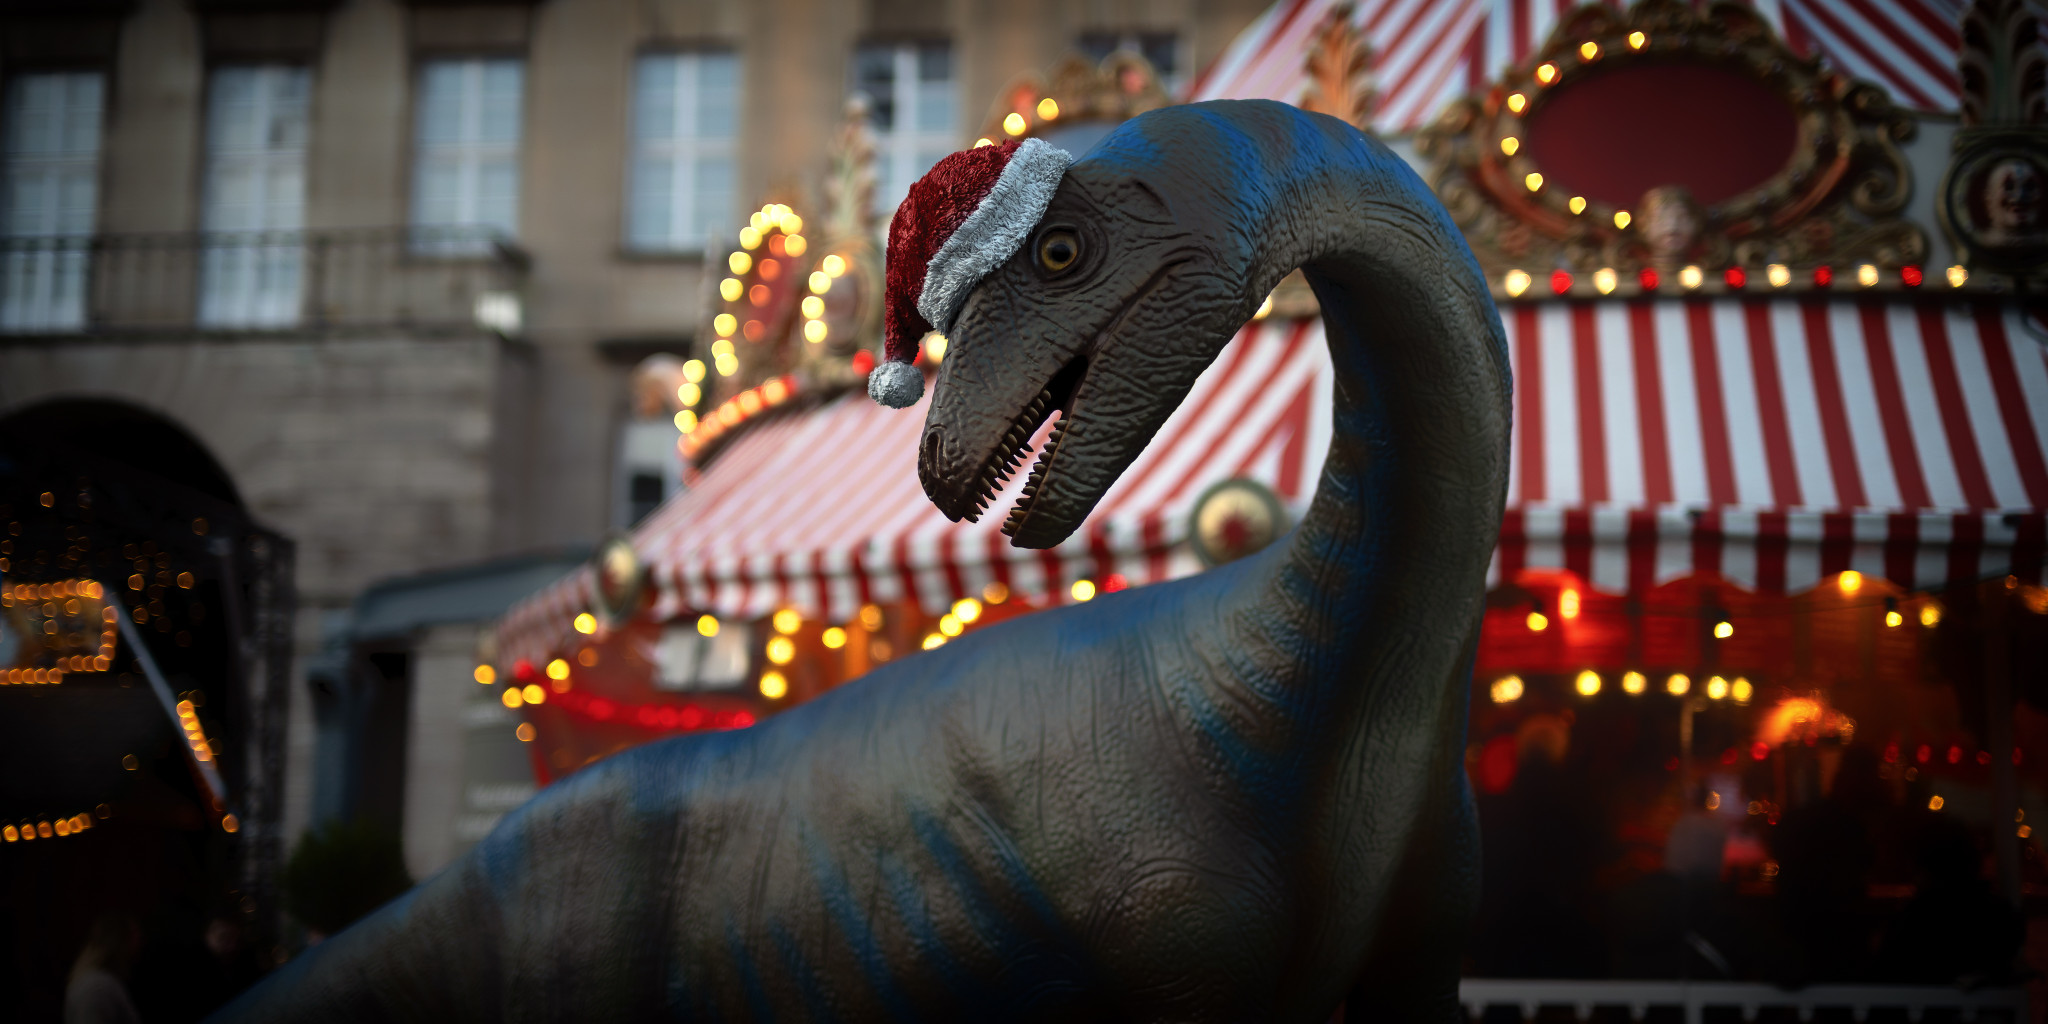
<box><xmin>870</xmin><ymin>137</ymin><xmax>1073</xmax><ymax>408</ymax></box>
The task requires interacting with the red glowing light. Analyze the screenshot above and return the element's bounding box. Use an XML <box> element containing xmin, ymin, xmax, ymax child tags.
<box><xmin>1724</xmin><ymin>266</ymin><xmax>1746</xmax><ymax>288</ymax></box>
<box><xmin>1813</xmin><ymin>265</ymin><xmax>1833</xmax><ymax>287</ymax></box>
<box><xmin>1550</xmin><ymin>269</ymin><xmax>1573</xmax><ymax>294</ymax></box>
<box><xmin>1916</xmin><ymin>744</ymin><xmax>1932</xmax><ymax>764</ymax></box>
<box><xmin>1977</xmin><ymin>750</ymin><xmax>1992</xmax><ymax>766</ymax></box>
<box><xmin>513</xmin><ymin>659</ymin><xmax>537</xmax><ymax>682</ymax></box>
<box><xmin>733</xmin><ymin>711</ymin><xmax>757</xmax><ymax>728</ymax></box>
<box><xmin>1104</xmin><ymin>574</ymin><xmax>1129</xmax><ymax>593</ymax></box>
<box><xmin>1751</xmin><ymin>741</ymin><xmax>1770</xmax><ymax>761</ymax></box>
<box><xmin>1901</xmin><ymin>265</ymin><xmax>1922</xmax><ymax>287</ymax></box>
<box><xmin>1883</xmin><ymin>742</ymin><xmax>1899</xmax><ymax>763</ymax></box>
<box><xmin>1638</xmin><ymin>267</ymin><xmax>1659</xmax><ymax>290</ymax></box>
<box><xmin>1720</xmin><ymin>747</ymin><xmax>1739</xmax><ymax>765</ymax></box>
<box><xmin>1947</xmin><ymin>745</ymin><xmax>1963</xmax><ymax>764</ymax></box>
<box><xmin>1664</xmin><ymin>757</ymin><xmax>1680</xmax><ymax>772</ymax></box>
<box><xmin>680</xmin><ymin>706</ymin><xmax>705</xmax><ymax>729</ymax></box>
<box><xmin>850</xmin><ymin>350</ymin><xmax>875</xmax><ymax>375</ymax></box>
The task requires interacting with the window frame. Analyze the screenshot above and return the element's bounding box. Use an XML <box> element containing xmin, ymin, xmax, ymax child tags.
<box><xmin>620</xmin><ymin>45</ymin><xmax>743</xmax><ymax>257</ymax></box>
<box><xmin>406</xmin><ymin>52</ymin><xmax>529</xmax><ymax>255</ymax></box>
<box><xmin>850</xmin><ymin>38</ymin><xmax>959</xmax><ymax>213</ymax></box>
<box><xmin>0</xmin><ymin>66</ymin><xmax>107</xmax><ymax>333</ymax></box>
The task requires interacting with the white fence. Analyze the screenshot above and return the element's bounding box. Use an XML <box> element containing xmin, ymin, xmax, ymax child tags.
<box><xmin>1459</xmin><ymin>979</ymin><xmax>2028</xmax><ymax>1023</ymax></box>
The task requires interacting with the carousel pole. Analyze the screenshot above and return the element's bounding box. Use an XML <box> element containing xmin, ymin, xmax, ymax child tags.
<box><xmin>1986</xmin><ymin>577</ymin><xmax>2021</xmax><ymax>906</ymax></box>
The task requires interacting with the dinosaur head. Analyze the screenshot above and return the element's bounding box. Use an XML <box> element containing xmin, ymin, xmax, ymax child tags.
<box><xmin>901</xmin><ymin>112</ymin><xmax>1266</xmax><ymax>548</ymax></box>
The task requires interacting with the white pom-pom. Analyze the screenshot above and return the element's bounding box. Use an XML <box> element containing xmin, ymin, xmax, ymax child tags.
<box><xmin>867</xmin><ymin>359</ymin><xmax>924</xmax><ymax>408</ymax></box>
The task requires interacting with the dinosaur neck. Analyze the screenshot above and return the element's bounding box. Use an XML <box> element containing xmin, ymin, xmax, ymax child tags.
<box><xmin>1233</xmin><ymin>128</ymin><xmax>1511</xmax><ymax>710</ymax></box>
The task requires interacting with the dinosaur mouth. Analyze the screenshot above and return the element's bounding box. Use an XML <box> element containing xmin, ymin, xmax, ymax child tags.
<box><xmin>947</xmin><ymin>350</ymin><xmax>1089</xmax><ymax>529</ymax></box>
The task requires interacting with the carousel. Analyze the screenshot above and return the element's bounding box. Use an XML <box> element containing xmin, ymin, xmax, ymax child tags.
<box><xmin>495</xmin><ymin>0</ymin><xmax>2048</xmax><ymax>940</ymax></box>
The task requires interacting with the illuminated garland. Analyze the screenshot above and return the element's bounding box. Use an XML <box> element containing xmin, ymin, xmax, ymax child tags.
<box><xmin>4</xmin><ymin>808</ymin><xmax>103</xmax><ymax>842</ymax></box>
<box><xmin>0</xmin><ymin>579</ymin><xmax>118</xmax><ymax>684</ymax></box>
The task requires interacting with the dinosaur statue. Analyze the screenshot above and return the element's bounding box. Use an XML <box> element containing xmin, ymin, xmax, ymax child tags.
<box><xmin>215</xmin><ymin>100</ymin><xmax>1510</xmax><ymax>1022</ymax></box>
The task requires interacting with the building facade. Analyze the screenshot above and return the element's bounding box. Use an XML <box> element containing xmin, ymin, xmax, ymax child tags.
<box><xmin>0</xmin><ymin>0</ymin><xmax>1268</xmax><ymax>953</ymax></box>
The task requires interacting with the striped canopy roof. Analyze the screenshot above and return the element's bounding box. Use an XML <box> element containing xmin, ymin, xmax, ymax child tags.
<box><xmin>1190</xmin><ymin>0</ymin><xmax>1964</xmax><ymax>133</ymax></box>
<box><xmin>499</xmin><ymin>298</ymin><xmax>2046</xmax><ymax>668</ymax></box>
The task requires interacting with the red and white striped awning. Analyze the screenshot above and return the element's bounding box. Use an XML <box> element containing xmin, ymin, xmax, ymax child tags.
<box><xmin>499</xmin><ymin>299</ymin><xmax>2046</xmax><ymax>668</ymax></box>
<box><xmin>1190</xmin><ymin>0</ymin><xmax>1966</xmax><ymax>131</ymax></box>
<box><xmin>499</xmin><ymin>321</ymin><xmax>1333</xmax><ymax>667</ymax></box>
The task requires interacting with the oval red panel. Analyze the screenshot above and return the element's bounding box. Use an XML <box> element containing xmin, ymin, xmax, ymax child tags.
<box><xmin>1522</xmin><ymin>60</ymin><xmax>1799</xmax><ymax>208</ymax></box>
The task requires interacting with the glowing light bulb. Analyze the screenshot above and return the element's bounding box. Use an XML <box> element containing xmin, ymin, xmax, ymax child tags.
<box><xmin>760</xmin><ymin>671</ymin><xmax>788</xmax><ymax>699</ymax></box>
<box><xmin>784</xmin><ymin>234</ymin><xmax>807</xmax><ymax>257</ymax></box>
<box><xmin>574</xmin><ymin>612</ymin><xmax>597</xmax><ymax>634</ymax></box>
<box><xmin>1490</xmin><ymin>675</ymin><xmax>1524</xmax><ymax>703</ymax></box>
<box><xmin>1003</xmin><ymin>112</ymin><xmax>1026</xmax><ymax>135</ymax></box>
<box><xmin>1526</xmin><ymin>610</ymin><xmax>1548</xmax><ymax>632</ymax></box>
<box><xmin>765</xmin><ymin>635</ymin><xmax>795</xmax><ymax>665</ymax></box>
<box><xmin>1857</xmin><ymin>264</ymin><xmax>1879</xmax><ymax>287</ymax></box>
<box><xmin>697</xmin><ymin>614</ymin><xmax>720</xmax><ymax>637</ymax></box>
<box><xmin>975</xmin><ymin>137</ymin><xmax>994</xmax><ymax>148</ymax></box>
<box><xmin>822</xmin><ymin>626</ymin><xmax>847</xmax><ymax>649</ymax></box>
<box><xmin>1946</xmin><ymin>264</ymin><xmax>1967</xmax><ymax>287</ymax></box>
<box><xmin>1767</xmin><ymin>264</ymin><xmax>1791</xmax><ymax>287</ymax></box>
<box><xmin>1568</xmin><ymin>196</ymin><xmax>1587</xmax><ymax>215</ymax></box>
<box><xmin>1594</xmin><ymin>268</ymin><xmax>1617</xmax><ymax>294</ymax></box>
<box><xmin>1622</xmin><ymin>671</ymin><xmax>1647</xmax><ymax>694</ymax></box>
<box><xmin>1886</xmin><ymin>609</ymin><xmax>1903</xmax><ymax>627</ymax></box>
<box><xmin>516</xmin><ymin>722</ymin><xmax>536</xmax><ymax>742</ymax></box>
<box><xmin>676</xmin><ymin>410</ymin><xmax>698</xmax><ymax>432</ymax></box>
<box><xmin>729</xmin><ymin>252</ymin><xmax>752</xmax><ymax>275</ymax></box>
<box><xmin>679</xmin><ymin>382</ymin><xmax>701</xmax><ymax>406</ymax></box>
<box><xmin>1920</xmin><ymin>603</ymin><xmax>1942</xmax><ymax>626</ymax></box>
<box><xmin>714</xmin><ymin>313</ymin><xmax>737</xmax><ymax>337</ymax></box>
<box><xmin>1506</xmin><ymin>92</ymin><xmax>1527</xmax><ymax>114</ymax></box>
<box><xmin>1714</xmin><ymin>620</ymin><xmax>1733</xmax><ymax>639</ymax></box>
<box><xmin>1731</xmin><ymin>677</ymin><xmax>1753</xmax><ymax>702</ymax></box>
<box><xmin>720</xmin><ymin>278</ymin><xmax>743</xmax><ymax>302</ymax></box>
<box><xmin>1837</xmin><ymin>570</ymin><xmax>1863</xmax><ymax>595</ymax></box>
<box><xmin>1575</xmin><ymin>670</ymin><xmax>1601</xmax><ymax>696</ymax></box>
<box><xmin>738</xmin><ymin>226</ymin><xmax>762</xmax><ymax>250</ymax></box>
<box><xmin>801</xmin><ymin>295</ymin><xmax>824</xmax><ymax>319</ymax></box>
<box><xmin>952</xmin><ymin>598</ymin><xmax>982</xmax><ymax>624</ymax></box>
<box><xmin>809</xmin><ymin>271</ymin><xmax>831</xmax><ymax>294</ymax></box>
<box><xmin>1679</xmin><ymin>265</ymin><xmax>1704</xmax><ymax>289</ymax></box>
<box><xmin>474</xmin><ymin>664</ymin><xmax>496</xmax><ymax>685</ymax></box>
<box><xmin>1504</xmin><ymin>269</ymin><xmax>1531</xmax><ymax>297</ymax></box>
<box><xmin>922</xmin><ymin>633</ymin><xmax>947</xmax><ymax>650</ymax></box>
<box><xmin>546</xmin><ymin>658</ymin><xmax>570</xmax><ymax>680</ymax></box>
<box><xmin>1579</xmin><ymin>41</ymin><xmax>1599</xmax><ymax>60</ymax></box>
<box><xmin>1500</xmin><ymin>136</ymin><xmax>1519</xmax><ymax>156</ymax></box>
<box><xmin>1536</xmin><ymin>63</ymin><xmax>1557</xmax><ymax>84</ymax></box>
<box><xmin>823</xmin><ymin>254</ymin><xmax>846</xmax><ymax>277</ymax></box>
<box><xmin>923</xmin><ymin>332</ymin><xmax>945</xmax><ymax>360</ymax></box>
<box><xmin>1613</xmin><ymin>210</ymin><xmax>1631</xmax><ymax>229</ymax></box>
<box><xmin>938</xmin><ymin>614</ymin><xmax>962</xmax><ymax>637</ymax></box>
<box><xmin>1706</xmin><ymin>676</ymin><xmax>1729</xmax><ymax>700</ymax></box>
<box><xmin>682</xmin><ymin>359</ymin><xmax>706</xmax><ymax>383</ymax></box>
<box><xmin>523</xmin><ymin>684</ymin><xmax>545</xmax><ymax>704</ymax></box>
<box><xmin>1666</xmin><ymin>673</ymin><xmax>1691</xmax><ymax>695</ymax></box>
<box><xmin>1037</xmin><ymin>98</ymin><xmax>1059</xmax><ymax>120</ymax></box>
<box><xmin>502</xmin><ymin>687</ymin><xmax>523</xmax><ymax>709</ymax></box>
<box><xmin>772</xmin><ymin>608</ymin><xmax>802</xmax><ymax>634</ymax></box>
<box><xmin>1071</xmin><ymin>579</ymin><xmax>1097</xmax><ymax>602</ymax></box>
<box><xmin>1524</xmin><ymin>172</ymin><xmax>1544</xmax><ymax>192</ymax></box>
<box><xmin>1628</xmin><ymin>31</ymin><xmax>1647</xmax><ymax>48</ymax></box>
<box><xmin>1560</xmin><ymin>588</ymin><xmax>1581</xmax><ymax>619</ymax></box>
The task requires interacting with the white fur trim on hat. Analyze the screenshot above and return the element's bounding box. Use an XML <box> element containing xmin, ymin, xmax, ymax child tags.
<box><xmin>916</xmin><ymin>137</ymin><xmax>1073</xmax><ymax>334</ymax></box>
<box><xmin>867</xmin><ymin>358</ymin><xmax>924</xmax><ymax>409</ymax></box>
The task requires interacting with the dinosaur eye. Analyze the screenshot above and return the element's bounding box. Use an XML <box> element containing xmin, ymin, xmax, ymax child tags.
<box><xmin>1037</xmin><ymin>230</ymin><xmax>1080</xmax><ymax>273</ymax></box>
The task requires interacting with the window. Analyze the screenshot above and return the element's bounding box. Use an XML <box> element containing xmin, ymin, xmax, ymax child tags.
<box><xmin>199</xmin><ymin>65</ymin><xmax>309</xmax><ymax>328</ymax></box>
<box><xmin>413</xmin><ymin>58</ymin><xmax>523</xmax><ymax>252</ymax></box>
<box><xmin>852</xmin><ymin>42</ymin><xmax>956</xmax><ymax>211</ymax></box>
<box><xmin>0</xmin><ymin>72</ymin><xmax>103</xmax><ymax>332</ymax></box>
<box><xmin>1077</xmin><ymin>31</ymin><xmax>1184</xmax><ymax>96</ymax></box>
<box><xmin>626</xmin><ymin>51</ymin><xmax>739</xmax><ymax>252</ymax></box>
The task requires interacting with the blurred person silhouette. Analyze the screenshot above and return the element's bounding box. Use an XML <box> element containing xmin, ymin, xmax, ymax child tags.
<box><xmin>1772</xmin><ymin>745</ymin><xmax>1882</xmax><ymax>982</ymax></box>
<box><xmin>1471</xmin><ymin>713</ymin><xmax>1607</xmax><ymax>977</ymax></box>
<box><xmin>65</xmin><ymin>912</ymin><xmax>141</xmax><ymax>1024</ymax></box>
<box><xmin>1878</xmin><ymin>813</ymin><xmax>2023</xmax><ymax>985</ymax></box>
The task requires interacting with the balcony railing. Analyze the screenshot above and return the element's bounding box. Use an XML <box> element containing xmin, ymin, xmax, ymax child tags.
<box><xmin>0</xmin><ymin>226</ymin><xmax>528</xmax><ymax>336</ymax></box>
<box><xmin>1459</xmin><ymin>978</ymin><xmax>2028</xmax><ymax>1023</ymax></box>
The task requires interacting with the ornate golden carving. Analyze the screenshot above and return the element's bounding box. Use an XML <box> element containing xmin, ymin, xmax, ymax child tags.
<box><xmin>977</xmin><ymin>50</ymin><xmax>1172</xmax><ymax>144</ymax></box>
<box><xmin>1941</xmin><ymin>0</ymin><xmax>2048</xmax><ymax>287</ymax></box>
<box><xmin>1415</xmin><ymin>0</ymin><xmax>1927</xmax><ymax>298</ymax></box>
<box><xmin>1301</xmin><ymin>5</ymin><xmax>1377</xmax><ymax>130</ymax></box>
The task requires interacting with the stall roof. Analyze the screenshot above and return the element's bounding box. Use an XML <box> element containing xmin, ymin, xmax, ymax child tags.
<box><xmin>500</xmin><ymin>297</ymin><xmax>2044</xmax><ymax>668</ymax></box>
<box><xmin>1190</xmin><ymin>0</ymin><xmax>1962</xmax><ymax>131</ymax></box>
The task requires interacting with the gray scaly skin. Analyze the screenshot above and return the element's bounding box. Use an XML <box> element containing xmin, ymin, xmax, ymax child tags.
<box><xmin>214</xmin><ymin>100</ymin><xmax>1510</xmax><ymax>1022</ymax></box>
